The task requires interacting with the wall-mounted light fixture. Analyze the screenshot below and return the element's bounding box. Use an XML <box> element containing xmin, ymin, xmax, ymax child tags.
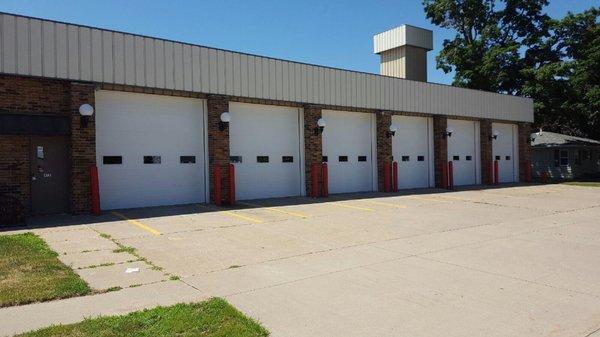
<box><xmin>387</xmin><ymin>124</ymin><xmax>398</xmax><ymax>138</ymax></box>
<box><xmin>490</xmin><ymin>130</ymin><xmax>500</xmax><ymax>140</ymax></box>
<box><xmin>315</xmin><ymin>118</ymin><xmax>326</xmax><ymax>135</ymax></box>
<box><xmin>79</xmin><ymin>104</ymin><xmax>94</xmax><ymax>128</ymax></box>
<box><xmin>219</xmin><ymin>112</ymin><xmax>231</xmax><ymax>131</ymax></box>
<box><xmin>442</xmin><ymin>127</ymin><xmax>453</xmax><ymax>138</ymax></box>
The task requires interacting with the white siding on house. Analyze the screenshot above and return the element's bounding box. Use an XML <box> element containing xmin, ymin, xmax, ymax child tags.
<box><xmin>0</xmin><ymin>12</ymin><xmax>533</xmax><ymax>123</ymax></box>
<box><xmin>533</xmin><ymin>148</ymin><xmax>600</xmax><ymax>180</ymax></box>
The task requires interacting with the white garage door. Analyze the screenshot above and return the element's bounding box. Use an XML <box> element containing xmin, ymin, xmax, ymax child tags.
<box><xmin>322</xmin><ymin>110</ymin><xmax>376</xmax><ymax>194</ymax></box>
<box><xmin>391</xmin><ymin>115</ymin><xmax>434</xmax><ymax>189</ymax></box>
<box><xmin>96</xmin><ymin>91</ymin><xmax>207</xmax><ymax>210</ymax></box>
<box><xmin>492</xmin><ymin>122</ymin><xmax>519</xmax><ymax>183</ymax></box>
<box><xmin>447</xmin><ymin>119</ymin><xmax>481</xmax><ymax>186</ymax></box>
<box><xmin>229</xmin><ymin>102</ymin><xmax>303</xmax><ymax>200</ymax></box>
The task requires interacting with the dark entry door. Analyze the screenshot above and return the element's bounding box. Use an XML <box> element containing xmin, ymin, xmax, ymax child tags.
<box><xmin>30</xmin><ymin>136</ymin><xmax>69</xmax><ymax>214</ymax></box>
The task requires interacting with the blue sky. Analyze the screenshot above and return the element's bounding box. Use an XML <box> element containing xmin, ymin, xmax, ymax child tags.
<box><xmin>1</xmin><ymin>0</ymin><xmax>596</xmax><ymax>84</ymax></box>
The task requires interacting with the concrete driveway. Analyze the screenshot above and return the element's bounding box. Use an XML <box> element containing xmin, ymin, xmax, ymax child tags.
<box><xmin>3</xmin><ymin>184</ymin><xmax>600</xmax><ymax>336</ymax></box>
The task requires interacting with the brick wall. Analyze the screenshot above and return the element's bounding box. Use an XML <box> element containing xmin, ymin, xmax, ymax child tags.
<box><xmin>207</xmin><ymin>95</ymin><xmax>230</xmax><ymax>203</ymax></box>
<box><xmin>518</xmin><ymin>123</ymin><xmax>532</xmax><ymax>182</ymax></box>
<box><xmin>376</xmin><ymin>112</ymin><xmax>392</xmax><ymax>191</ymax></box>
<box><xmin>0</xmin><ymin>75</ymin><xmax>72</xmax><ymax>214</ymax></box>
<box><xmin>433</xmin><ymin>116</ymin><xmax>448</xmax><ymax>188</ymax></box>
<box><xmin>480</xmin><ymin>119</ymin><xmax>493</xmax><ymax>185</ymax></box>
<box><xmin>0</xmin><ymin>75</ymin><xmax>71</xmax><ymax>115</ymax></box>
<box><xmin>69</xmin><ymin>83</ymin><xmax>96</xmax><ymax>213</ymax></box>
<box><xmin>0</xmin><ymin>136</ymin><xmax>29</xmax><ymax>212</ymax></box>
<box><xmin>303</xmin><ymin>105</ymin><xmax>323</xmax><ymax>196</ymax></box>
<box><xmin>0</xmin><ymin>75</ymin><xmax>96</xmax><ymax>214</ymax></box>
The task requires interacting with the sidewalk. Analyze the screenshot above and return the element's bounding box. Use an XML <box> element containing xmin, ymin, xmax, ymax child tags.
<box><xmin>0</xmin><ymin>280</ymin><xmax>206</xmax><ymax>336</ymax></box>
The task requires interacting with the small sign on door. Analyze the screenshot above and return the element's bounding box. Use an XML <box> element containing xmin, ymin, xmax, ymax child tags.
<box><xmin>37</xmin><ymin>146</ymin><xmax>44</xmax><ymax>159</ymax></box>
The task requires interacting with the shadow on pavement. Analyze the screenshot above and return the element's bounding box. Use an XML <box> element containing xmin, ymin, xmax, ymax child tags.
<box><xmin>2</xmin><ymin>182</ymin><xmax>539</xmax><ymax>231</ymax></box>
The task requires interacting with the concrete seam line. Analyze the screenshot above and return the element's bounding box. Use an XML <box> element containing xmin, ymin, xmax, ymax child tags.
<box><xmin>111</xmin><ymin>212</ymin><xmax>162</xmax><ymax>236</ymax></box>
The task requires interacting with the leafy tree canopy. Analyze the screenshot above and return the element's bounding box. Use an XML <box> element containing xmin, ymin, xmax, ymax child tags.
<box><xmin>423</xmin><ymin>0</ymin><xmax>599</xmax><ymax>139</ymax></box>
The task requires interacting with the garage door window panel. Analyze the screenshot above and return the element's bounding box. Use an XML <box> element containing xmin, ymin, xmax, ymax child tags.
<box><xmin>180</xmin><ymin>156</ymin><xmax>196</xmax><ymax>164</ymax></box>
<box><xmin>144</xmin><ymin>156</ymin><xmax>162</xmax><ymax>164</ymax></box>
<box><xmin>103</xmin><ymin>156</ymin><xmax>123</xmax><ymax>165</ymax></box>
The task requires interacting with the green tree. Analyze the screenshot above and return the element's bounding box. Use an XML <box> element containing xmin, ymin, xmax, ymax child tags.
<box><xmin>423</xmin><ymin>0</ymin><xmax>599</xmax><ymax>139</ymax></box>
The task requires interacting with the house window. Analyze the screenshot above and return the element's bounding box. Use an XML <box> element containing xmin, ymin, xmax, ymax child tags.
<box><xmin>495</xmin><ymin>155</ymin><xmax>501</xmax><ymax>161</ymax></box>
<box><xmin>282</xmin><ymin>156</ymin><xmax>294</xmax><ymax>163</ymax></box>
<box><xmin>402</xmin><ymin>156</ymin><xmax>410</xmax><ymax>162</ymax></box>
<box><xmin>143</xmin><ymin>156</ymin><xmax>161</xmax><ymax>164</ymax></box>
<box><xmin>560</xmin><ymin>150</ymin><xmax>569</xmax><ymax>166</ymax></box>
<box><xmin>505</xmin><ymin>156</ymin><xmax>511</xmax><ymax>161</ymax></box>
<box><xmin>453</xmin><ymin>155</ymin><xmax>460</xmax><ymax>161</ymax></box>
<box><xmin>417</xmin><ymin>156</ymin><xmax>425</xmax><ymax>162</ymax></box>
<box><xmin>180</xmin><ymin>156</ymin><xmax>196</xmax><ymax>164</ymax></box>
<box><xmin>103</xmin><ymin>156</ymin><xmax>122</xmax><ymax>165</ymax></box>
<box><xmin>322</xmin><ymin>156</ymin><xmax>328</xmax><ymax>163</ymax></box>
<box><xmin>230</xmin><ymin>156</ymin><xmax>242</xmax><ymax>163</ymax></box>
<box><xmin>338</xmin><ymin>156</ymin><xmax>348</xmax><ymax>162</ymax></box>
<box><xmin>257</xmin><ymin>156</ymin><xmax>269</xmax><ymax>163</ymax></box>
<box><xmin>465</xmin><ymin>156</ymin><xmax>472</xmax><ymax>161</ymax></box>
<box><xmin>358</xmin><ymin>156</ymin><xmax>367</xmax><ymax>162</ymax></box>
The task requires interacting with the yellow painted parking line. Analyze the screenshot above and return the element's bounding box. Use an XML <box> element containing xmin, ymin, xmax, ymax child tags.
<box><xmin>358</xmin><ymin>199</ymin><xmax>407</xmax><ymax>209</ymax></box>
<box><xmin>111</xmin><ymin>211</ymin><xmax>161</xmax><ymax>236</ymax></box>
<box><xmin>222</xmin><ymin>210</ymin><xmax>263</xmax><ymax>224</ymax></box>
<box><xmin>332</xmin><ymin>203</ymin><xmax>374</xmax><ymax>212</ymax></box>
<box><xmin>239</xmin><ymin>202</ymin><xmax>308</xmax><ymax>219</ymax></box>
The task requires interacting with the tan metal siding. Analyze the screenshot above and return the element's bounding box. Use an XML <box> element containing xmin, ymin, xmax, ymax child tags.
<box><xmin>0</xmin><ymin>12</ymin><xmax>532</xmax><ymax>122</ymax></box>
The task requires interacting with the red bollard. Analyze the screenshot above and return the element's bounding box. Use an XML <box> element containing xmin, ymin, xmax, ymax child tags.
<box><xmin>90</xmin><ymin>166</ymin><xmax>101</xmax><ymax>215</ymax></box>
<box><xmin>441</xmin><ymin>161</ymin><xmax>448</xmax><ymax>189</ymax></box>
<box><xmin>311</xmin><ymin>164</ymin><xmax>320</xmax><ymax>198</ymax></box>
<box><xmin>392</xmin><ymin>162</ymin><xmax>398</xmax><ymax>192</ymax></box>
<box><xmin>494</xmin><ymin>160</ymin><xmax>499</xmax><ymax>185</ymax></box>
<box><xmin>321</xmin><ymin>163</ymin><xmax>329</xmax><ymax>197</ymax></box>
<box><xmin>213</xmin><ymin>165</ymin><xmax>221</xmax><ymax>206</ymax></box>
<box><xmin>228</xmin><ymin>163</ymin><xmax>236</xmax><ymax>206</ymax></box>
<box><xmin>448</xmin><ymin>161</ymin><xmax>454</xmax><ymax>190</ymax></box>
<box><xmin>384</xmin><ymin>163</ymin><xmax>391</xmax><ymax>192</ymax></box>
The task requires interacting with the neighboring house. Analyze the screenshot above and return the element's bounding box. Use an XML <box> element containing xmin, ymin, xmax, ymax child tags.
<box><xmin>531</xmin><ymin>131</ymin><xmax>600</xmax><ymax>180</ymax></box>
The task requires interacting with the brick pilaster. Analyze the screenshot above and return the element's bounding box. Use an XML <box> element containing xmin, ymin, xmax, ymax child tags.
<box><xmin>433</xmin><ymin>116</ymin><xmax>448</xmax><ymax>188</ymax></box>
<box><xmin>69</xmin><ymin>82</ymin><xmax>96</xmax><ymax>214</ymax></box>
<box><xmin>518</xmin><ymin>123</ymin><xmax>532</xmax><ymax>182</ymax></box>
<box><xmin>480</xmin><ymin>119</ymin><xmax>493</xmax><ymax>185</ymax></box>
<box><xmin>376</xmin><ymin>112</ymin><xmax>393</xmax><ymax>191</ymax></box>
<box><xmin>303</xmin><ymin>105</ymin><xmax>323</xmax><ymax>196</ymax></box>
<box><xmin>207</xmin><ymin>95</ymin><xmax>230</xmax><ymax>204</ymax></box>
